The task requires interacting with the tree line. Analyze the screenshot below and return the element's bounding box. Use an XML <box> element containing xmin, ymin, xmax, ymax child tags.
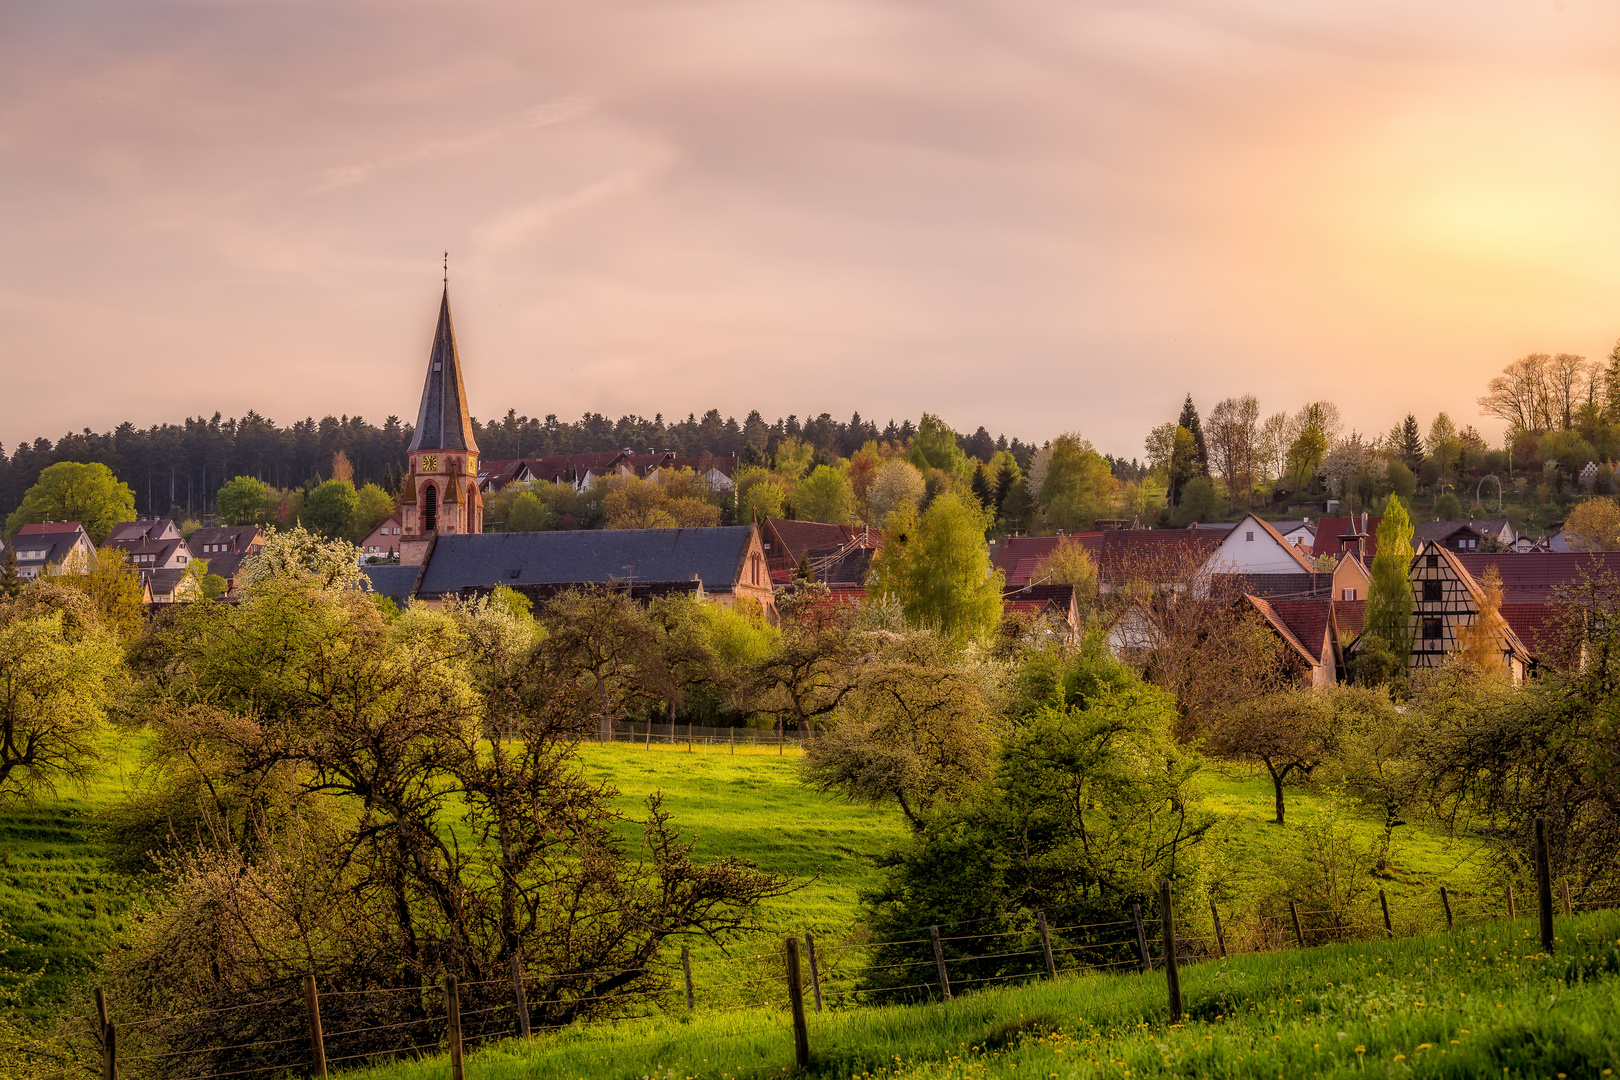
<box><xmin>0</xmin><ymin>408</ymin><xmax>1038</xmax><ymax>525</ymax></box>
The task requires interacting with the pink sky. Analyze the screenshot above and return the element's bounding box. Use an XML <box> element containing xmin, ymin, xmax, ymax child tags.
<box><xmin>4</xmin><ymin>0</ymin><xmax>1619</xmax><ymax>459</ymax></box>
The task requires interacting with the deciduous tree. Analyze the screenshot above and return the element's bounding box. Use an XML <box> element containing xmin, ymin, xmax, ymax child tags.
<box><xmin>1363</xmin><ymin>496</ymin><xmax>1416</xmax><ymax>665</ymax></box>
<box><xmin>868</xmin><ymin>495</ymin><xmax>1004</xmax><ymax>643</ymax></box>
<box><xmin>5</xmin><ymin>461</ymin><xmax>136</xmax><ymax>544</ymax></box>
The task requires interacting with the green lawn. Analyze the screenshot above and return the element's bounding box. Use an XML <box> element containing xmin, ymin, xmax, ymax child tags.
<box><xmin>335</xmin><ymin>910</ymin><xmax>1620</xmax><ymax>1080</ymax></box>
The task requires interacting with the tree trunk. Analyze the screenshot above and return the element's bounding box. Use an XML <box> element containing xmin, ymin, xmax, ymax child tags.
<box><xmin>1267</xmin><ymin>762</ymin><xmax>1287</xmax><ymax>825</ymax></box>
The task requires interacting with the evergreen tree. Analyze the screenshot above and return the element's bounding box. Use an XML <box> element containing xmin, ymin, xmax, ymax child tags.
<box><xmin>1177</xmin><ymin>394</ymin><xmax>1209</xmax><ymax>476</ymax></box>
<box><xmin>0</xmin><ymin>545</ymin><xmax>20</xmax><ymax>599</ymax></box>
<box><xmin>1399</xmin><ymin>414</ymin><xmax>1424</xmax><ymax>468</ymax></box>
<box><xmin>1364</xmin><ymin>496</ymin><xmax>1416</xmax><ymax>667</ymax></box>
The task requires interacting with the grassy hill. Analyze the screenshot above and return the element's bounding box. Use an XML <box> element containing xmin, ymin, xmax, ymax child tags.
<box><xmin>3</xmin><ymin>740</ymin><xmax>1498</xmax><ymax>1024</ymax></box>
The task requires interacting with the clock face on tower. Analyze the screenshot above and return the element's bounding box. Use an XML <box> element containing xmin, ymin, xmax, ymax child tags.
<box><xmin>421</xmin><ymin>455</ymin><xmax>438</xmax><ymax>472</ymax></box>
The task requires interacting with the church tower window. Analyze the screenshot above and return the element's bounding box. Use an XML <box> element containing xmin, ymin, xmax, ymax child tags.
<box><xmin>424</xmin><ymin>483</ymin><xmax>438</xmax><ymax>533</ymax></box>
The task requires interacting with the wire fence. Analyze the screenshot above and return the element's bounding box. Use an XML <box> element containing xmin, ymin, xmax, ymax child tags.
<box><xmin>16</xmin><ymin>827</ymin><xmax>1619</xmax><ymax>1078</ymax></box>
<box><xmin>597</xmin><ymin>720</ymin><xmax>810</xmax><ymax>752</ymax></box>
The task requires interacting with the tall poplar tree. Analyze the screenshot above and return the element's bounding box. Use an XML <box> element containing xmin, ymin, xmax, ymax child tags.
<box><xmin>1364</xmin><ymin>496</ymin><xmax>1416</xmax><ymax>664</ymax></box>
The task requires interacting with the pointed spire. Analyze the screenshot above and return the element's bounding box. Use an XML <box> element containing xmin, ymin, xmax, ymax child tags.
<box><xmin>407</xmin><ymin>286</ymin><xmax>479</xmax><ymax>454</ymax></box>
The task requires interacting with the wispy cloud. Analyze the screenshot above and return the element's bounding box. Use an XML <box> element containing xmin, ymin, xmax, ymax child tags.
<box><xmin>314</xmin><ymin>97</ymin><xmax>591</xmax><ymax>192</ymax></box>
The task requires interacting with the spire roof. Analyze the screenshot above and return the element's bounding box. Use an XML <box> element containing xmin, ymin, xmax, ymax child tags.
<box><xmin>407</xmin><ymin>287</ymin><xmax>479</xmax><ymax>454</ymax></box>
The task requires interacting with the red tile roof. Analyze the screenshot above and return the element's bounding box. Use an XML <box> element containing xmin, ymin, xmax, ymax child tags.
<box><xmin>1312</xmin><ymin>517</ymin><xmax>1380</xmax><ymax>560</ymax></box>
<box><xmin>994</xmin><ymin>531</ymin><xmax>1222</xmax><ymax>589</ymax></box>
<box><xmin>1455</xmin><ymin>552</ymin><xmax>1620</xmax><ymax>603</ymax></box>
<box><xmin>1267</xmin><ymin>597</ymin><xmax>1334</xmax><ymax>663</ymax></box>
<box><xmin>17</xmin><ymin>521</ymin><xmax>85</xmax><ymax>535</ymax></box>
<box><xmin>761</xmin><ymin>518</ymin><xmax>882</xmax><ymax>567</ymax></box>
<box><xmin>1333</xmin><ymin>599</ymin><xmax>1366</xmax><ymax>638</ymax></box>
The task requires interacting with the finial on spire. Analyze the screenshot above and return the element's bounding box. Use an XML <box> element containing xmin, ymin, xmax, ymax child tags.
<box><xmin>443</xmin><ymin>251</ymin><xmax>448</xmax><ymax>285</ymax></box>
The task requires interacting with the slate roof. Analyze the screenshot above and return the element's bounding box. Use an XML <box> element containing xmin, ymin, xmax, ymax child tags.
<box><xmin>362</xmin><ymin>564</ymin><xmax>424</xmax><ymax>607</ymax></box>
<box><xmin>1212</xmin><ymin>572</ymin><xmax>1332</xmax><ymax>598</ymax></box>
<box><xmin>106</xmin><ymin>519</ymin><xmax>180</xmax><ymax>545</ymax></box>
<box><xmin>6</xmin><ymin>524</ymin><xmax>91</xmax><ymax>569</ymax></box>
<box><xmin>407</xmin><ymin>287</ymin><xmax>479</xmax><ymax>454</ymax></box>
<box><xmin>413</xmin><ymin>527</ymin><xmax>758</xmax><ymax>600</ymax></box>
<box><xmin>190</xmin><ymin>525</ymin><xmax>262</xmax><ymax>552</ymax></box>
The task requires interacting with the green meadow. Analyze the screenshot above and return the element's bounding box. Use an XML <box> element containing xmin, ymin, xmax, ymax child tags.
<box><xmin>1</xmin><ymin>737</ymin><xmax>1521</xmax><ymax>1076</ymax></box>
<box><xmin>337</xmin><ymin>911</ymin><xmax>1620</xmax><ymax>1080</ymax></box>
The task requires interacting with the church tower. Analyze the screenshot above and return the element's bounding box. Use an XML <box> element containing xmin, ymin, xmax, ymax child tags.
<box><xmin>398</xmin><ymin>286</ymin><xmax>482</xmax><ymax>566</ymax></box>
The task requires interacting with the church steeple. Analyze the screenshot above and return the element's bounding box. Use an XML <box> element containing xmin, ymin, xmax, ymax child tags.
<box><xmin>407</xmin><ymin>287</ymin><xmax>479</xmax><ymax>454</ymax></box>
<box><xmin>398</xmin><ymin>283</ymin><xmax>483</xmax><ymax>565</ymax></box>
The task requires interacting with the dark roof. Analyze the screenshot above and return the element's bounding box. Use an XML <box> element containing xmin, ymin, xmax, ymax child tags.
<box><xmin>106</xmin><ymin>519</ymin><xmax>180</xmax><ymax>545</ymax></box>
<box><xmin>1334</xmin><ymin>599</ymin><xmax>1366</xmax><ymax>638</ymax></box>
<box><xmin>808</xmin><ymin>545</ymin><xmax>875</xmax><ymax>586</ymax></box>
<box><xmin>414</xmin><ymin>527</ymin><xmax>757</xmax><ymax>599</ymax></box>
<box><xmin>671</xmin><ymin>455</ymin><xmax>738</xmax><ymax>477</ymax></box>
<box><xmin>1268</xmin><ymin>598</ymin><xmax>1333</xmax><ymax>662</ymax></box>
<box><xmin>16</xmin><ymin>521</ymin><xmax>86</xmax><ymax>536</ymax></box>
<box><xmin>190</xmin><ymin>525</ymin><xmax>262</xmax><ymax>551</ymax></box>
<box><xmin>204</xmin><ymin>551</ymin><xmax>252</xmax><ymax>581</ymax></box>
<box><xmin>145</xmin><ymin>568</ymin><xmax>191</xmax><ymax>599</ymax></box>
<box><xmin>407</xmin><ymin>287</ymin><xmax>478</xmax><ymax>454</ymax></box>
<box><xmin>761</xmin><ymin>519</ymin><xmax>882</xmax><ymax>565</ymax></box>
<box><xmin>1456</xmin><ymin>551</ymin><xmax>1620</xmax><ymax>603</ymax></box>
<box><xmin>1312</xmin><ymin>517</ymin><xmax>1379</xmax><ymax>560</ymax></box>
<box><xmin>995</xmin><ymin>530</ymin><xmax>1222</xmax><ymax>588</ymax></box>
<box><xmin>1212</xmin><ymin>572</ymin><xmax>1332</xmax><ymax>598</ymax></box>
<box><xmin>1245</xmin><ymin>594</ymin><xmax>1322</xmax><ymax>665</ymax></box>
<box><xmin>107</xmin><ymin>535</ymin><xmax>188</xmax><ymax>565</ymax></box>
<box><xmin>6</xmin><ymin>525</ymin><xmax>90</xmax><ymax>565</ymax></box>
<box><xmin>362</xmin><ymin>564</ymin><xmax>422</xmax><ymax>607</ymax></box>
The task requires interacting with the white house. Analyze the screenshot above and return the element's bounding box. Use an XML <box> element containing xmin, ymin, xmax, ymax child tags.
<box><xmin>1200</xmin><ymin>513</ymin><xmax>1318</xmax><ymax>588</ymax></box>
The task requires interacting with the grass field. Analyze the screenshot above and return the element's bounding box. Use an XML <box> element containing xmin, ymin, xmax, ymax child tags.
<box><xmin>1</xmin><ymin>740</ymin><xmax>1496</xmax><ymax>1023</ymax></box>
<box><xmin>335</xmin><ymin>910</ymin><xmax>1620</xmax><ymax>1080</ymax></box>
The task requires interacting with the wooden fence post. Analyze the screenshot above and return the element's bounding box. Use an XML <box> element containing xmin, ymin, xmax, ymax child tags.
<box><xmin>730</xmin><ymin>727</ymin><xmax>735</xmax><ymax>754</ymax></box>
<box><xmin>303</xmin><ymin>974</ymin><xmax>327</xmax><ymax>1079</ymax></box>
<box><xmin>804</xmin><ymin>932</ymin><xmax>824</xmax><ymax>1012</ymax></box>
<box><xmin>94</xmin><ymin>985</ymin><xmax>110</xmax><ymax>1077</ymax></box>
<box><xmin>1159</xmin><ymin>881</ymin><xmax>1183</xmax><ymax>1023</ymax></box>
<box><xmin>445</xmin><ymin>974</ymin><xmax>464</xmax><ymax>1080</ymax></box>
<box><xmin>1534</xmin><ymin>817</ymin><xmax>1554</xmax><ymax>952</ymax></box>
<box><xmin>1440</xmin><ymin>887</ymin><xmax>1454</xmax><ymax>930</ymax></box>
<box><xmin>930</xmin><ymin>925</ymin><xmax>952</xmax><ymax>1000</ymax></box>
<box><xmin>1561</xmin><ymin>880</ymin><xmax>1572</xmax><ymax>917</ymax></box>
<box><xmin>1506</xmin><ymin>883</ymin><xmax>1517</xmax><ymax>920</ymax></box>
<box><xmin>1289</xmin><ymin>901</ymin><xmax>1305</xmax><ymax>948</ymax></box>
<box><xmin>103</xmin><ymin>1023</ymin><xmax>117</xmax><ymax>1080</ymax></box>
<box><xmin>1379</xmin><ymin>890</ymin><xmax>1394</xmax><ymax>937</ymax></box>
<box><xmin>1037</xmin><ymin>911</ymin><xmax>1056</xmax><ymax>979</ymax></box>
<box><xmin>784</xmin><ymin>937</ymin><xmax>811</xmax><ymax>1069</ymax></box>
<box><xmin>682</xmin><ymin>945</ymin><xmax>696</xmax><ymax>1011</ymax></box>
<box><xmin>510</xmin><ymin>951</ymin><xmax>531</xmax><ymax>1038</ymax></box>
<box><xmin>1209</xmin><ymin>896</ymin><xmax>1227</xmax><ymax>958</ymax></box>
<box><xmin>1132</xmin><ymin>903</ymin><xmax>1152</xmax><ymax>973</ymax></box>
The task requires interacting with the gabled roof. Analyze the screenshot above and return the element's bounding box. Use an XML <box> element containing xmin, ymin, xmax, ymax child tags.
<box><xmin>17</xmin><ymin>521</ymin><xmax>87</xmax><ymax>536</ymax></box>
<box><xmin>761</xmin><ymin>518</ymin><xmax>882</xmax><ymax>565</ymax></box>
<box><xmin>407</xmin><ymin>287</ymin><xmax>478</xmax><ymax>454</ymax></box>
<box><xmin>670</xmin><ymin>455</ymin><xmax>738</xmax><ymax>477</ymax></box>
<box><xmin>1245</xmin><ymin>594</ymin><xmax>1325</xmax><ymax>666</ymax></box>
<box><xmin>1223</xmin><ymin>513</ymin><xmax>1319</xmax><ymax>573</ymax></box>
<box><xmin>1417</xmin><ymin>540</ymin><xmax>1534</xmax><ymax>661</ymax></box>
<box><xmin>189</xmin><ymin>525</ymin><xmax>263</xmax><ymax>551</ymax></box>
<box><xmin>1333</xmin><ymin>599</ymin><xmax>1366</xmax><ymax>638</ymax></box>
<box><xmin>414</xmin><ymin>527</ymin><xmax>759</xmax><ymax>599</ymax></box>
<box><xmin>1312</xmin><ymin>517</ymin><xmax>1380</xmax><ymax>560</ymax></box>
<box><xmin>994</xmin><ymin>530</ymin><xmax>1223</xmax><ymax>589</ymax></box>
<box><xmin>361</xmin><ymin>563</ymin><xmax>422</xmax><ymax>607</ymax></box>
<box><xmin>106</xmin><ymin>519</ymin><xmax>180</xmax><ymax>545</ymax></box>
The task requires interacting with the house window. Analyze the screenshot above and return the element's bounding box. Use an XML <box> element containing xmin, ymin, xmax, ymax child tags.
<box><xmin>1422</xmin><ymin>580</ymin><xmax>1442</xmax><ymax>603</ymax></box>
<box><xmin>1342</xmin><ymin>588</ymin><xmax>1357</xmax><ymax>601</ymax></box>
<box><xmin>1422</xmin><ymin>618</ymin><xmax>1444</xmax><ymax>642</ymax></box>
<box><xmin>1245</xmin><ymin>531</ymin><xmax>1254</xmax><ymax>541</ymax></box>
<box><xmin>1426</xmin><ymin>553</ymin><xmax>1439</xmax><ymax>568</ymax></box>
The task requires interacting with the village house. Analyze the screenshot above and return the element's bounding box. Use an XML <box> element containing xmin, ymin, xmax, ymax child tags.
<box><xmin>105</xmin><ymin>519</ymin><xmax>194</xmax><ymax>571</ymax></box>
<box><xmin>360</xmin><ymin>513</ymin><xmax>405</xmax><ymax>560</ymax></box>
<box><xmin>759</xmin><ymin>517</ymin><xmax>882</xmax><ymax>584</ymax></box>
<box><xmin>188</xmin><ymin>524</ymin><xmax>266</xmax><ymax>594</ymax></box>
<box><xmin>5</xmin><ymin>522</ymin><xmax>96</xmax><ymax>579</ymax></box>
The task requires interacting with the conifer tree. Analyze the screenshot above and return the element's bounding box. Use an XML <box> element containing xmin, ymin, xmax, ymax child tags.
<box><xmin>1177</xmin><ymin>394</ymin><xmax>1209</xmax><ymax>475</ymax></box>
<box><xmin>1399</xmin><ymin>414</ymin><xmax>1424</xmax><ymax>467</ymax></box>
<box><xmin>1364</xmin><ymin>496</ymin><xmax>1416</xmax><ymax>663</ymax></box>
<box><xmin>0</xmin><ymin>546</ymin><xmax>20</xmax><ymax>599</ymax></box>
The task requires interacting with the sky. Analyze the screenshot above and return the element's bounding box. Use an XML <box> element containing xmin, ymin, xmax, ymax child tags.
<box><xmin>4</xmin><ymin>0</ymin><xmax>1619</xmax><ymax>461</ymax></box>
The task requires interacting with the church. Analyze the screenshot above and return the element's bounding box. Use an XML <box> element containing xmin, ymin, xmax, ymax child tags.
<box><xmin>369</xmin><ymin>285</ymin><xmax>775</xmax><ymax>615</ymax></box>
